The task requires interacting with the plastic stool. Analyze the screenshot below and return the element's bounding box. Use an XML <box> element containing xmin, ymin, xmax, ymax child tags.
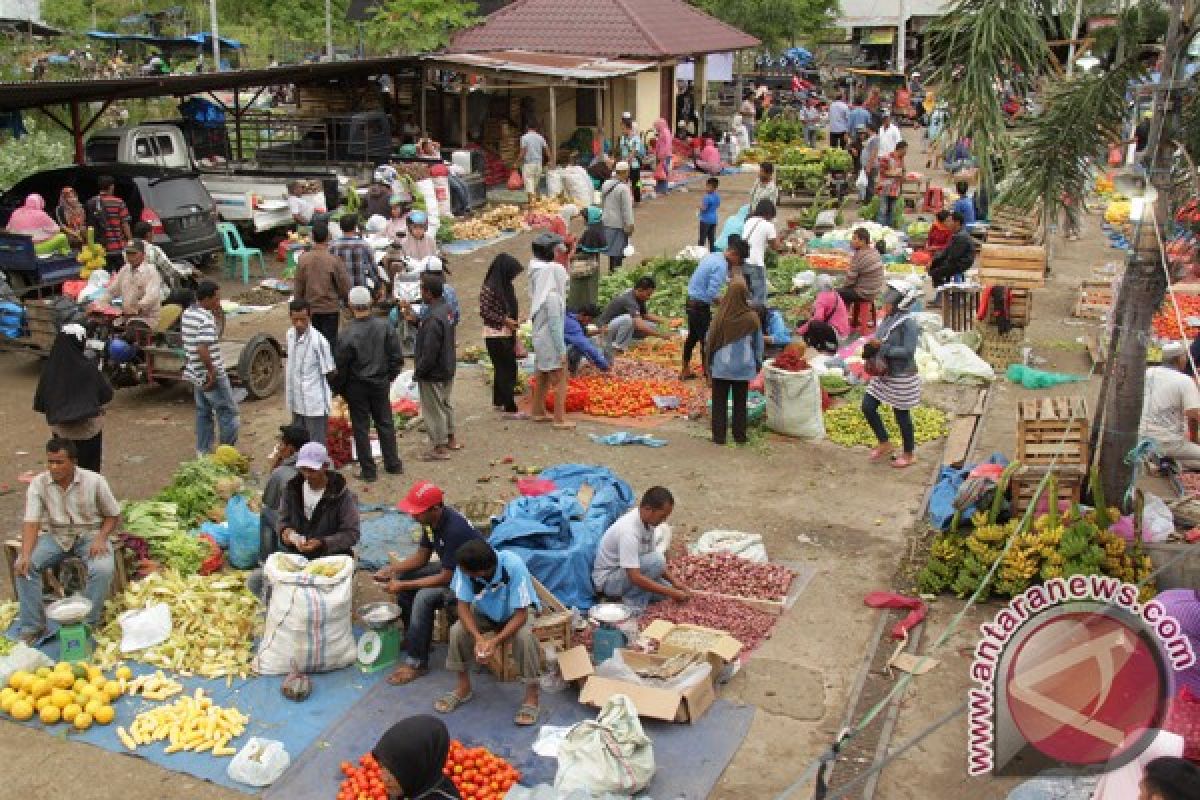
<box><xmin>850</xmin><ymin>300</ymin><xmax>877</xmax><ymax>335</ymax></box>
<box><xmin>921</xmin><ymin>186</ymin><xmax>945</xmax><ymax>213</ymax></box>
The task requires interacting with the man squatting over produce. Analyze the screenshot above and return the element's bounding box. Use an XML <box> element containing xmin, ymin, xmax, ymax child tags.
<box><xmin>592</xmin><ymin>486</ymin><xmax>690</xmax><ymax>609</ymax></box>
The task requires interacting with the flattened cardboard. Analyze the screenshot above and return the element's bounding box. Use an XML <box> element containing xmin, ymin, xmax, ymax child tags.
<box><xmin>640</xmin><ymin>621</ymin><xmax>743</xmax><ymax>663</ymax></box>
<box><xmin>559</xmin><ymin>645</ymin><xmax>716</xmax><ymax>723</ymax></box>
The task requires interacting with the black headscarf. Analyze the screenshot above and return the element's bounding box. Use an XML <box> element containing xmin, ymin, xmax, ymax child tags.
<box><xmin>33</xmin><ymin>331</ymin><xmax>113</xmax><ymax>425</ymax></box>
<box><xmin>372</xmin><ymin>715</ymin><xmax>461</xmax><ymax>800</ymax></box>
<box><xmin>481</xmin><ymin>253</ymin><xmax>522</xmax><ymax>319</ymax></box>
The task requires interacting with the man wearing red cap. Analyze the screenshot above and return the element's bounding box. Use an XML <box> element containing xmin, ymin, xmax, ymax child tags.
<box><xmin>376</xmin><ymin>480</ymin><xmax>483</xmax><ymax>685</ymax></box>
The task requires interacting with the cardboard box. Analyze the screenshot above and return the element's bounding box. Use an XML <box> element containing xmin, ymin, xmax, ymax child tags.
<box><xmin>640</xmin><ymin>621</ymin><xmax>743</xmax><ymax>672</ymax></box>
<box><xmin>558</xmin><ymin>646</ymin><xmax>716</xmax><ymax>723</ymax></box>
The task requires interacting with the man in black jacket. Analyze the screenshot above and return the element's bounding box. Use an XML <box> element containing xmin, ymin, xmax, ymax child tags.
<box><xmin>406</xmin><ymin>274</ymin><xmax>457</xmax><ymax>461</ymax></box>
<box><xmin>928</xmin><ymin>212</ymin><xmax>976</xmax><ymax>288</ymax></box>
<box><xmin>279</xmin><ymin>442</ymin><xmax>360</xmax><ymax>556</ymax></box>
<box><xmin>335</xmin><ymin>286</ymin><xmax>404</xmax><ymax>482</ymax></box>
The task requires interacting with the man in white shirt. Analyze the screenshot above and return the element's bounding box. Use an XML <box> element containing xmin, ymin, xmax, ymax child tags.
<box><xmin>1140</xmin><ymin>342</ymin><xmax>1200</xmax><ymax>468</ymax></box>
<box><xmin>518</xmin><ymin>123</ymin><xmax>550</xmax><ymax>203</ymax></box>
<box><xmin>285</xmin><ymin>299</ymin><xmax>336</xmax><ymax>445</ymax></box>
<box><xmin>592</xmin><ymin>487</ymin><xmax>690</xmax><ymax>609</ymax></box>
<box><xmin>878</xmin><ymin>113</ymin><xmax>905</xmax><ymax>158</ymax></box>
<box><xmin>743</xmin><ymin>201</ymin><xmax>780</xmax><ymax>309</ymax></box>
<box><xmin>287</xmin><ymin>181</ymin><xmax>316</xmax><ymax>227</ymax></box>
<box><xmin>828</xmin><ymin>92</ymin><xmax>851</xmax><ymax>148</ymax></box>
<box><xmin>111</xmin><ymin>240</ymin><xmax>162</xmax><ymax>328</ymax></box>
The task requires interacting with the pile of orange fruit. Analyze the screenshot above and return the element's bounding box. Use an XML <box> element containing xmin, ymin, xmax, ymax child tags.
<box><xmin>335</xmin><ymin>742</ymin><xmax>521</xmax><ymax>800</ymax></box>
<box><xmin>337</xmin><ymin>753</ymin><xmax>388</xmax><ymax>800</ymax></box>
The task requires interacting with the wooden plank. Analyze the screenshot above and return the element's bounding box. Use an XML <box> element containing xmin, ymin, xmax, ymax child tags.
<box><xmin>971</xmin><ymin>389</ymin><xmax>988</xmax><ymax>416</ymax></box>
<box><xmin>942</xmin><ymin>416</ymin><xmax>977</xmax><ymax>468</ymax></box>
<box><xmin>1085</xmin><ymin>333</ymin><xmax>1106</xmax><ymax>366</ymax></box>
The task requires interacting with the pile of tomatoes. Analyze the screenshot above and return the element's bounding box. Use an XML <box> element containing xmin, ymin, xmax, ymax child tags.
<box><xmin>334</xmin><ymin>743</ymin><xmax>521</xmax><ymax>800</ymax></box>
<box><xmin>576</xmin><ymin>375</ymin><xmax>685</xmax><ymax>417</ymax></box>
<box><xmin>444</xmin><ymin>739</ymin><xmax>521</xmax><ymax>800</ymax></box>
<box><xmin>1151</xmin><ymin>294</ymin><xmax>1200</xmax><ymax>341</ymax></box>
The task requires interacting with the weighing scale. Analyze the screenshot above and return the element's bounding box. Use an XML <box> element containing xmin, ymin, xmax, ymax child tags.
<box><xmin>589</xmin><ymin>603</ymin><xmax>632</xmax><ymax>664</ymax></box>
<box><xmin>46</xmin><ymin>595</ymin><xmax>93</xmax><ymax>663</ymax></box>
<box><xmin>357</xmin><ymin>602</ymin><xmax>402</xmax><ymax>673</ymax></box>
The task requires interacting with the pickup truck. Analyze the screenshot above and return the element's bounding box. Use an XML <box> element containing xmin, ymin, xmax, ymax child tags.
<box><xmin>83</xmin><ymin>115</ymin><xmax>395</xmax><ymax>232</ymax></box>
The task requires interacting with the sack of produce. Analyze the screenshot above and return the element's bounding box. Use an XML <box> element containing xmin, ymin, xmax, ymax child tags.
<box><xmin>764</xmin><ymin>359</ymin><xmax>825</xmax><ymax>439</ymax></box>
<box><xmin>555</xmin><ymin>694</ymin><xmax>655</xmax><ymax>794</ymax></box>
<box><xmin>545</xmin><ymin>168</ymin><xmax>565</xmax><ymax>199</ymax></box>
<box><xmin>562</xmin><ymin>167</ymin><xmax>594</xmax><ymax>208</ymax></box>
<box><xmin>252</xmin><ymin>553</ymin><xmax>356</xmax><ymax>675</ymax></box>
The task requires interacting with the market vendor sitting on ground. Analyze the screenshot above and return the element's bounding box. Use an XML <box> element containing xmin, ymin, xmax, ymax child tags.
<box><xmin>278</xmin><ymin>442</ymin><xmax>360</xmax><ymax>558</ymax></box>
<box><xmin>436</xmin><ymin>539</ymin><xmax>543</xmax><ymax>727</ymax></box>
<box><xmin>1140</xmin><ymin>341</ymin><xmax>1200</xmax><ymax>470</ymax></box>
<box><xmin>597</xmin><ymin>276</ymin><xmax>670</xmax><ymax>360</ymax></box>
<box><xmin>377</xmin><ymin>480</ymin><xmax>484</xmax><ymax>686</ymax></box>
<box><xmin>593</xmin><ymin>486</ymin><xmax>690</xmax><ymax>609</ymax></box>
<box><xmin>565</xmin><ymin>304</ymin><xmax>610</xmax><ymax>374</ymax></box>
<box><xmin>15</xmin><ymin>437</ymin><xmax>120</xmax><ymax>645</ymax></box>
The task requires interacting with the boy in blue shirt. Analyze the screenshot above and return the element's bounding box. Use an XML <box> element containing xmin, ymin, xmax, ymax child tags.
<box><xmin>698</xmin><ymin>177</ymin><xmax>721</xmax><ymax>251</ymax></box>
<box><xmin>564</xmin><ymin>304</ymin><xmax>610</xmax><ymax>375</ymax></box>
<box><xmin>952</xmin><ymin>180</ymin><xmax>977</xmax><ymax>227</ymax></box>
<box><xmin>435</xmin><ymin>539</ymin><xmax>543</xmax><ymax>726</ymax></box>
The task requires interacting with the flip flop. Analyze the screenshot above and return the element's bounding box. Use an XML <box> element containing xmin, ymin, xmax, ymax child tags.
<box><xmin>434</xmin><ymin>690</ymin><xmax>473</xmax><ymax>714</ymax></box>
<box><xmin>503</xmin><ymin>412</ymin><xmax>531</xmax><ymax>420</ymax></box>
<box><xmin>387</xmin><ymin>665</ymin><xmax>428</xmax><ymax>686</ymax></box>
<box><xmin>514</xmin><ymin>703</ymin><xmax>541</xmax><ymax>726</ymax></box>
<box><xmin>552</xmin><ymin>422</ymin><xmax>576</xmax><ymax>431</ymax></box>
<box><xmin>420</xmin><ymin>451</ymin><xmax>451</xmax><ymax>462</ymax></box>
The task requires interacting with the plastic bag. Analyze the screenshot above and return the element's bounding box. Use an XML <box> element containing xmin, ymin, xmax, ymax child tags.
<box><xmin>389</xmin><ymin>370</ymin><xmax>419</xmax><ymax>403</ymax></box>
<box><xmin>118</xmin><ymin>602</ymin><xmax>172</xmax><ymax>653</ymax></box>
<box><xmin>545</xmin><ymin>168</ymin><xmax>565</xmax><ymax>199</ymax></box>
<box><xmin>1141</xmin><ymin>493</ymin><xmax>1174</xmax><ymax>543</ymax></box>
<box><xmin>227</xmin><ymin>495</ymin><xmax>261</xmax><ymax>570</ymax></box>
<box><xmin>200</xmin><ymin>520</ymin><xmax>230</xmax><ymax>549</ymax></box>
<box><xmin>623</xmin><ymin>243</ymin><xmax>636</xmax><ymax>258</ymax></box>
<box><xmin>1005</xmin><ymin>364</ymin><xmax>1086</xmax><ymax>389</ymax></box>
<box><xmin>764</xmin><ymin>360</ymin><xmax>825</xmax><ymax>439</ymax></box>
<box><xmin>791</xmin><ymin>270</ymin><xmax>816</xmax><ymax>291</ymax></box>
<box><xmin>0</xmin><ymin>643</ymin><xmax>53</xmax><ymax>689</ymax></box>
<box><xmin>856</xmin><ymin>169</ymin><xmax>868</xmax><ymax>190</ymax></box>
<box><xmin>691</xmin><ymin>530</ymin><xmax>768</xmax><ymax>563</ymax></box>
<box><xmin>555</xmin><ymin>694</ymin><xmax>656</xmax><ymax>795</ymax></box>
<box><xmin>227</xmin><ymin>738</ymin><xmax>291</xmax><ymax>787</ymax></box>
<box><xmin>925</xmin><ymin>335</ymin><xmax>996</xmax><ymax>384</ymax></box>
<box><xmin>507</xmin><ymin>169</ymin><xmax>524</xmax><ymax>191</ymax></box>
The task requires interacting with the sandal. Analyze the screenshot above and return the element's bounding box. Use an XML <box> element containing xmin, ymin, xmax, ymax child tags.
<box><xmin>891</xmin><ymin>453</ymin><xmax>917</xmax><ymax>469</ymax></box>
<box><xmin>532</xmin><ymin>416</ymin><xmax>552</xmax><ymax>423</ymax></box>
<box><xmin>868</xmin><ymin>443</ymin><xmax>893</xmax><ymax>462</ymax></box>
<box><xmin>514</xmin><ymin>703</ymin><xmax>541</xmax><ymax>726</ymax></box>
<box><xmin>387</xmin><ymin>665</ymin><xmax>428</xmax><ymax>686</ymax></box>
<box><xmin>447</xmin><ymin>442</ymin><xmax>465</xmax><ymax>451</ymax></box>
<box><xmin>434</xmin><ymin>690</ymin><xmax>473</xmax><ymax>714</ymax></box>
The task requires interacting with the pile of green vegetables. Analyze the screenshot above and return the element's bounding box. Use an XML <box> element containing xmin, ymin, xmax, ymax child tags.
<box><xmin>154</xmin><ymin>459</ymin><xmax>240</xmax><ymax>526</ymax></box>
<box><xmin>778</xmin><ymin>164</ymin><xmax>827</xmax><ymax>193</ymax></box>
<box><xmin>598</xmin><ymin>256</ymin><xmax>697</xmax><ymax>318</ymax></box>
<box><xmin>823</xmin><ymin>390</ymin><xmax>948</xmax><ymax>447</ymax></box>
<box><xmin>123</xmin><ymin>501</ymin><xmax>208</xmax><ymax>576</ymax></box>
<box><xmin>756</xmin><ymin>116</ymin><xmax>805</xmax><ymax>143</ymax></box>
<box><xmin>860</xmin><ymin>196</ymin><xmax>906</xmax><ymax>230</ymax></box>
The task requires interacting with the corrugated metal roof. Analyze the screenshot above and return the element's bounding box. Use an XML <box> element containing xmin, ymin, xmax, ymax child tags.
<box><xmin>426</xmin><ymin>50</ymin><xmax>656</xmax><ymax>80</ymax></box>
<box><xmin>448</xmin><ymin>0</ymin><xmax>759</xmax><ymax>59</ymax></box>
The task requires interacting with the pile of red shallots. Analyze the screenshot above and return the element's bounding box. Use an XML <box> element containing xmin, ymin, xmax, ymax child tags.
<box><xmin>670</xmin><ymin>552</ymin><xmax>795</xmax><ymax>601</ymax></box>
<box><xmin>640</xmin><ymin>593</ymin><xmax>777</xmax><ymax>653</ymax></box>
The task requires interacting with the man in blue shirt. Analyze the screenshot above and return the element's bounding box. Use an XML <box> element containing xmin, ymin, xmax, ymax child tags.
<box><xmin>680</xmin><ymin>239</ymin><xmax>744</xmax><ymax>378</ymax></box>
<box><xmin>952</xmin><ymin>180</ymin><xmax>977</xmax><ymax>226</ymax></box>
<box><xmin>376</xmin><ymin>480</ymin><xmax>484</xmax><ymax>685</ymax></box>
<box><xmin>564</xmin><ymin>304</ymin><xmax>610</xmax><ymax>375</ymax></box>
<box><xmin>828</xmin><ymin>91</ymin><xmax>851</xmax><ymax>148</ymax></box>
<box><xmin>435</xmin><ymin>539</ymin><xmax>543</xmax><ymax>726</ymax></box>
<box><xmin>847</xmin><ymin>96</ymin><xmax>872</xmax><ymax>135</ymax></box>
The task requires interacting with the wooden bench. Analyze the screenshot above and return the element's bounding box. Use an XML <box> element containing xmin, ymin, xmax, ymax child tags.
<box><xmin>3</xmin><ymin>537</ymin><xmax>129</xmax><ymax>605</ymax></box>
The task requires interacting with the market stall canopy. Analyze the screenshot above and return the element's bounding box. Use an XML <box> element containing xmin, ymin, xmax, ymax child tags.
<box><xmin>426</xmin><ymin>50</ymin><xmax>657</xmax><ymax>83</ymax></box>
<box><xmin>447</xmin><ymin>0</ymin><xmax>759</xmax><ymax>59</ymax></box>
<box><xmin>86</xmin><ymin>30</ymin><xmax>244</xmax><ymax>52</ymax></box>
<box><xmin>0</xmin><ymin>17</ymin><xmax>61</xmax><ymax>36</ymax></box>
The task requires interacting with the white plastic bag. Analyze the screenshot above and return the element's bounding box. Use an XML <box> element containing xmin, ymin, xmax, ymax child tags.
<box><xmin>227</xmin><ymin>738</ymin><xmax>291</xmax><ymax>787</ymax></box>
<box><xmin>691</xmin><ymin>529</ymin><xmax>768</xmax><ymax>563</ymax></box>
<box><xmin>389</xmin><ymin>369</ymin><xmax>418</xmax><ymax>403</ymax></box>
<box><xmin>118</xmin><ymin>602</ymin><xmax>172</xmax><ymax>653</ymax></box>
<box><xmin>0</xmin><ymin>643</ymin><xmax>53</xmax><ymax>689</ymax></box>
<box><xmin>676</xmin><ymin>245</ymin><xmax>709</xmax><ymax>261</ymax></box>
<box><xmin>791</xmin><ymin>270</ymin><xmax>817</xmax><ymax>291</ymax></box>
<box><xmin>764</xmin><ymin>361</ymin><xmax>825</xmax><ymax>439</ymax></box>
<box><xmin>1142</xmin><ymin>493</ymin><xmax>1174</xmax><ymax>543</ymax></box>
<box><xmin>623</xmin><ymin>243</ymin><xmax>636</xmax><ymax>259</ymax></box>
<box><xmin>562</xmin><ymin>167</ymin><xmax>594</xmax><ymax>208</ymax></box>
<box><xmin>856</xmin><ymin>169</ymin><xmax>868</xmax><ymax>191</ymax></box>
<box><xmin>555</xmin><ymin>694</ymin><xmax>656</xmax><ymax>795</ymax></box>
<box><xmin>252</xmin><ymin>553</ymin><xmax>357</xmax><ymax>675</ymax></box>
<box><xmin>922</xmin><ymin>333</ymin><xmax>996</xmax><ymax>385</ymax></box>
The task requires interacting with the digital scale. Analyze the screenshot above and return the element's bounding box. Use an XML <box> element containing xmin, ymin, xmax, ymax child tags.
<box><xmin>46</xmin><ymin>595</ymin><xmax>94</xmax><ymax>663</ymax></box>
<box><xmin>356</xmin><ymin>602</ymin><xmax>402</xmax><ymax>673</ymax></box>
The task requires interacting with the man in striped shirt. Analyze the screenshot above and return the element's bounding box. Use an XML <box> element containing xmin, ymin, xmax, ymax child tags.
<box><xmin>182</xmin><ymin>281</ymin><xmax>240</xmax><ymax>455</ymax></box>
<box><xmin>329</xmin><ymin>213</ymin><xmax>377</xmax><ymax>293</ymax></box>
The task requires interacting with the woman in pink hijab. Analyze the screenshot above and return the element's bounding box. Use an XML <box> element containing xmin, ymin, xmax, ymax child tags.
<box><xmin>653</xmin><ymin>118</ymin><xmax>673</xmax><ymax>195</ymax></box>
<box><xmin>693</xmin><ymin>136</ymin><xmax>723</xmax><ymax>176</ymax></box>
<box><xmin>8</xmin><ymin>193</ymin><xmax>61</xmax><ymax>242</ymax></box>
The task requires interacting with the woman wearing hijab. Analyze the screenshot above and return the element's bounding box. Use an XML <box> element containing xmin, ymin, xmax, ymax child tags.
<box><xmin>372</xmin><ymin>716</ymin><xmax>461</xmax><ymax>800</ymax></box>
<box><xmin>56</xmin><ymin>187</ymin><xmax>87</xmax><ymax>247</ymax></box>
<box><xmin>479</xmin><ymin>253</ymin><xmax>524</xmax><ymax>416</ymax></box>
<box><xmin>8</xmin><ymin>193</ymin><xmax>69</xmax><ymax>251</ymax></box>
<box><xmin>33</xmin><ymin>325</ymin><xmax>114</xmax><ymax>472</ymax></box>
<box><xmin>860</xmin><ymin>279</ymin><xmax>922</xmax><ymax>468</ymax></box>
<box><xmin>693</xmin><ymin>136</ymin><xmax>723</xmax><ymax>176</ymax></box>
<box><xmin>797</xmin><ymin>274</ymin><xmax>849</xmax><ymax>354</ymax></box>
<box><xmin>706</xmin><ymin>281</ymin><xmax>763</xmax><ymax>446</ymax></box>
<box><xmin>652</xmin><ymin>118</ymin><xmax>674</xmax><ymax>195</ymax></box>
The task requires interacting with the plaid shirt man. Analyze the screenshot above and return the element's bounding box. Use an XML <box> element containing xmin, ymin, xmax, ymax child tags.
<box><xmin>329</xmin><ymin>234</ymin><xmax>376</xmax><ymax>290</ymax></box>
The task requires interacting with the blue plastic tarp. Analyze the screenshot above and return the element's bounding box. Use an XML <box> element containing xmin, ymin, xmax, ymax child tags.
<box><xmin>928</xmin><ymin>453</ymin><xmax>1008</xmax><ymax>531</ymax></box>
<box><xmin>488</xmin><ymin>464</ymin><xmax>634</xmax><ymax>610</ymax></box>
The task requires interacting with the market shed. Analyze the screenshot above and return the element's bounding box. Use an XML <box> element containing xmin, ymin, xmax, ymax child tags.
<box><xmin>446</xmin><ymin>0</ymin><xmax>758</xmax><ymax>137</ymax></box>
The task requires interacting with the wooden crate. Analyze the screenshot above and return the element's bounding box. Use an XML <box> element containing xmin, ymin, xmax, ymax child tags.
<box><xmin>1009</xmin><ymin>466</ymin><xmax>1085</xmax><ymax>517</ymax></box>
<box><xmin>23</xmin><ymin>301</ymin><xmax>59</xmax><ymax>350</ymax></box>
<box><xmin>485</xmin><ymin>578</ymin><xmax>573</xmax><ymax>682</ymax></box>
<box><xmin>979</xmin><ymin>244</ymin><xmax>1047</xmax><ymax>288</ymax></box>
<box><xmin>1017</xmin><ymin>396</ymin><xmax>1089</xmax><ymax>467</ymax></box>
<box><xmin>1008</xmin><ymin>288</ymin><xmax>1032</xmax><ymax>327</ymax></box>
<box><xmin>987</xmin><ymin>204</ymin><xmax>1044</xmax><ymax>245</ymax></box>
<box><xmin>942</xmin><ymin>287</ymin><xmax>980</xmax><ymax>333</ymax></box>
<box><xmin>977</xmin><ymin>324</ymin><xmax>1025</xmax><ymax>371</ymax></box>
<box><xmin>1073</xmin><ymin>280</ymin><xmax>1114</xmax><ymax>320</ymax></box>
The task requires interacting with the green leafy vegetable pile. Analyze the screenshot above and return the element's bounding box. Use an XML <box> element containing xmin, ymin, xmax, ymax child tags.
<box><xmin>154</xmin><ymin>459</ymin><xmax>237</xmax><ymax>526</ymax></box>
<box><xmin>123</xmin><ymin>501</ymin><xmax>208</xmax><ymax>576</ymax></box>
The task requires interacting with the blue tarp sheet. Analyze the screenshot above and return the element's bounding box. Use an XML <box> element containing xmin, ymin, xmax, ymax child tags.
<box><xmin>356</xmin><ymin>504</ymin><xmax>419</xmax><ymax>572</ymax></box>
<box><xmin>489</xmin><ymin>464</ymin><xmax>633</xmax><ymax>610</ymax></box>
<box><xmin>928</xmin><ymin>452</ymin><xmax>1008</xmax><ymax>531</ymax></box>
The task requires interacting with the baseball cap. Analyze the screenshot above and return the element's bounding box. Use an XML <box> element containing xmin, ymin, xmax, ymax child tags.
<box><xmin>533</xmin><ymin>231</ymin><xmax>564</xmax><ymax>250</ymax></box>
<box><xmin>279</xmin><ymin>424</ymin><xmax>310</xmax><ymax>449</ymax></box>
<box><xmin>348</xmin><ymin>286</ymin><xmax>372</xmax><ymax>307</ymax></box>
<box><xmin>407</xmin><ymin>210</ymin><xmax>428</xmax><ymax>226</ymax></box>
<box><xmin>124</xmin><ymin>239</ymin><xmax>145</xmax><ymax>253</ymax></box>
<box><xmin>614</xmin><ymin>161</ymin><xmax>630</xmax><ymax>173</ymax></box>
<box><xmin>397</xmin><ymin>480</ymin><xmax>444</xmax><ymax>514</ymax></box>
<box><xmin>621</xmin><ymin>111</ymin><xmax>632</xmax><ymax>120</ymax></box>
<box><xmin>295</xmin><ymin>442</ymin><xmax>329</xmax><ymax>470</ymax></box>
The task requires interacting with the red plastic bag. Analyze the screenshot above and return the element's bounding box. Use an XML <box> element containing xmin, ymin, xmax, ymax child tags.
<box><xmin>654</xmin><ymin>161</ymin><xmax>668</xmax><ymax>181</ymax></box>
<box><xmin>517</xmin><ymin>477</ymin><xmax>556</xmax><ymax>496</ymax></box>
<box><xmin>1108</xmin><ymin>146</ymin><xmax>1123</xmax><ymax>166</ymax></box>
<box><xmin>864</xmin><ymin>591</ymin><xmax>927</xmax><ymax>640</ymax></box>
<box><xmin>748</xmin><ymin>370</ymin><xmax>765</xmax><ymax>393</ymax></box>
<box><xmin>197</xmin><ymin>533</ymin><xmax>225</xmax><ymax>576</ymax></box>
<box><xmin>507</xmin><ymin>169</ymin><xmax>524</xmax><ymax>191</ymax></box>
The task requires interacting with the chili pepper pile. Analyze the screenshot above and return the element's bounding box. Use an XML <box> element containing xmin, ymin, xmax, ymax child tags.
<box><xmin>1181</xmin><ymin>472</ymin><xmax>1200</xmax><ymax>497</ymax></box>
<box><xmin>326</xmin><ymin>417</ymin><xmax>354</xmax><ymax>468</ymax></box>
<box><xmin>336</xmin><ymin>744</ymin><xmax>520</xmax><ymax>800</ymax></box>
<box><xmin>772</xmin><ymin>350</ymin><xmax>810</xmax><ymax>372</ymax></box>
<box><xmin>671</xmin><ymin>552</ymin><xmax>795</xmax><ymax>601</ymax></box>
<box><xmin>1152</xmin><ymin>293</ymin><xmax>1200</xmax><ymax>340</ymax></box>
<box><xmin>641</xmin><ymin>593</ymin><xmax>777</xmax><ymax>653</ymax></box>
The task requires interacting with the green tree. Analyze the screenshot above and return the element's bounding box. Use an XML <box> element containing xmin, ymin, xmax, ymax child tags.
<box><xmin>364</xmin><ymin>0</ymin><xmax>479</xmax><ymax>54</ymax></box>
<box><xmin>690</xmin><ymin>0</ymin><xmax>839</xmax><ymax>52</ymax></box>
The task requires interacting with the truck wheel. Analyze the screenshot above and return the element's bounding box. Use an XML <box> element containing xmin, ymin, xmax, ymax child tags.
<box><xmin>236</xmin><ymin>334</ymin><xmax>281</xmax><ymax>401</ymax></box>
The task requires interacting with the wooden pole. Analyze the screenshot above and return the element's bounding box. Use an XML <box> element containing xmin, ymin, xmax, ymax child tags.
<box><xmin>459</xmin><ymin>86</ymin><xmax>468</xmax><ymax>148</ymax></box>
<box><xmin>548</xmin><ymin>84</ymin><xmax>557</xmax><ymax>165</ymax></box>
<box><xmin>70</xmin><ymin>101</ymin><xmax>84</xmax><ymax>165</ymax></box>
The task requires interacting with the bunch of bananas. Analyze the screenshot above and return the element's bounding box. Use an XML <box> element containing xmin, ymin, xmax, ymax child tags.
<box><xmin>76</xmin><ymin>228</ymin><xmax>106</xmax><ymax>279</ymax></box>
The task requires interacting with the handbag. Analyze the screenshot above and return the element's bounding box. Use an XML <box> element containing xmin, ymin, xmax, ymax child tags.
<box><xmin>506</xmin><ymin>169</ymin><xmax>524</xmax><ymax>191</ymax></box>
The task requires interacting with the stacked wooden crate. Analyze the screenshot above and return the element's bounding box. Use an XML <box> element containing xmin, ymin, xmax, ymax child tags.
<box><xmin>1073</xmin><ymin>278</ymin><xmax>1116</xmax><ymax>320</ymax></box>
<box><xmin>1008</xmin><ymin>288</ymin><xmax>1032</xmax><ymax>327</ymax></box>
<box><xmin>986</xmin><ymin>203</ymin><xmax>1044</xmax><ymax>245</ymax></box>
<box><xmin>1011</xmin><ymin>396</ymin><xmax>1090</xmax><ymax>515</ymax></box>
<box><xmin>979</xmin><ymin>244</ymin><xmax>1047</xmax><ymax>289</ymax></box>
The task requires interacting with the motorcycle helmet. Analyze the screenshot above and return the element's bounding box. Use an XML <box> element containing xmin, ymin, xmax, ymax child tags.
<box><xmin>107</xmin><ymin>338</ymin><xmax>136</xmax><ymax>364</ymax></box>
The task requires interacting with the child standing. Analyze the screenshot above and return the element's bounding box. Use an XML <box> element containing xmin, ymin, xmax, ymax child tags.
<box><xmin>698</xmin><ymin>177</ymin><xmax>721</xmax><ymax>251</ymax></box>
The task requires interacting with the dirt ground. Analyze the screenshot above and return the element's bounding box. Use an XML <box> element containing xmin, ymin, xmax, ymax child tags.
<box><xmin>0</xmin><ymin>130</ymin><xmax>1109</xmax><ymax>800</ymax></box>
